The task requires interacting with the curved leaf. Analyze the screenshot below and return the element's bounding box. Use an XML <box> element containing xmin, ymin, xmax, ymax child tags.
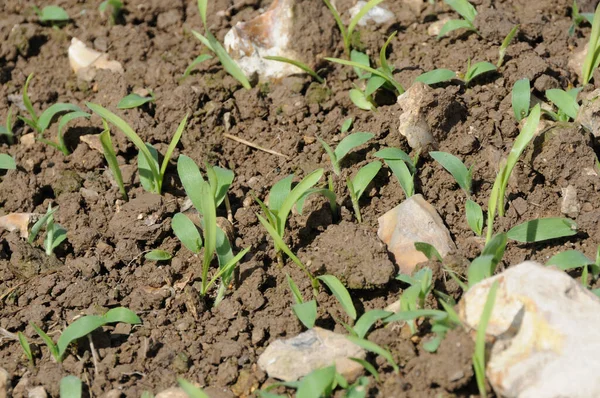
<box><xmin>351</xmin><ymin>161</ymin><xmax>382</xmax><ymax>200</ymax></box>
<box><xmin>172</xmin><ymin>213</ymin><xmax>202</xmax><ymax>253</ymax></box>
<box><xmin>353</xmin><ymin>310</ymin><xmax>392</xmax><ymax>339</ymax></box>
<box><xmin>60</xmin><ymin>375</ymin><xmax>82</xmax><ymax>398</ymax></box>
<box><xmin>512</xmin><ymin>78</ymin><xmax>531</xmax><ymax>122</ymax></box>
<box><xmin>317</xmin><ymin>275</ymin><xmax>356</xmax><ymax>320</ymax></box>
<box><xmin>507</xmin><ymin>217</ymin><xmax>577</xmax><ymax>243</ymax></box>
<box><xmin>0</xmin><ymin>153</ymin><xmax>16</xmax><ymax>170</ymax></box>
<box><xmin>334</xmin><ymin>132</ymin><xmax>374</xmax><ymax>162</ymax></box>
<box><xmin>547</xmin><ymin>250</ymin><xmax>594</xmax><ymax>270</ymax></box>
<box><xmin>277</xmin><ymin>168</ymin><xmax>324</xmax><ymax>236</ymax></box>
<box><xmin>349</xmin><ymin>89</ymin><xmax>375</xmax><ymax>111</ymax></box>
<box><xmin>38</xmin><ymin>103</ymin><xmax>82</xmax><ymax>132</ymax></box>
<box><xmin>57</xmin><ymin>316</ymin><xmax>107</xmax><ymax>359</ymax></box>
<box><xmin>415</xmin><ymin>69</ymin><xmax>456</xmax><ymax>85</ymax></box>
<box><xmin>145</xmin><ymin>249</ymin><xmax>172</xmax><ymax>261</ymax></box>
<box><xmin>117</xmin><ymin>93</ymin><xmax>154</xmax><ymax>109</ymax></box>
<box><xmin>177</xmin><ymin>155</ymin><xmax>206</xmax><ymax>213</ymax></box>
<box><xmin>437</xmin><ymin>19</ymin><xmax>474</xmax><ymax>39</ymax></box>
<box><xmin>292</xmin><ymin>300</ymin><xmax>317</xmax><ymax>329</ymax></box>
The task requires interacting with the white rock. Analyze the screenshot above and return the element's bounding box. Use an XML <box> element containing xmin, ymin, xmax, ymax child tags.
<box><xmin>68</xmin><ymin>38</ymin><xmax>123</xmax><ymax>81</ymax></box>
<box><xmin>0</xmin><ymin>213</ymin><xmax>39</xmax><ymax>238</ymax></box>
<box><xmin>257</xmin><ymin>327</ymin><xmax>366</xmax><ymax>382</ymax></box>
<box><xmin>397</xmin><ymin>82</ymin><xmax>436</xmax><ymax>152</ymax></box>
<box><xmin>348</xmin><ymin>1</ymin><xmax>395</xmax><ymax>27</ymax></box>
<box><xmin>224</xmin><ymin>0</ymin><xmax>301</xmax><ymax>80</ymax></box>
<box><xmin>459</xmin><ymin>261</ymin><xmax>600</xmax><ymax>398</ymax></box>
<box><xmin>427</xmin><ymin>18</ymin><xmax>450</xmax><ymax>36</ymax></box>
<box><xmin>28</xmin><ymin>386</ymin><xmax>47</xmax><ymax>398</ymax></box>
<box><xmin>378</xmin><ymin>194</ymin><xmax>455</xmax><ymax>274</ymax></box>
<box><xmin>155</xmin><ymin>388</ymin><xmax>187</xmax><ymax>398</ymax></box>
<box><xmin>576</xmin><ymin>89</ymin><xmax>600</xmax><ymax>137</ymax></box>
<box><xmin>560</xmin><ymin>184</ymin><xmax>580</xmax><ymax>215</ymax></box>
<box><xmin>0</xmin><ymin>368</ymin><xmax>9</xmax><ymax>398</ymax></box>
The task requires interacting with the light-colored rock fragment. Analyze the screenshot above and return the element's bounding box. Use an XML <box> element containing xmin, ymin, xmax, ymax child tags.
<box><xmin>560</xmin><ymin>185</ymin><xmax>580</xmax><ymax>215</ymax></box>
<box><xmin>349</xmin><ymin>1</ymin><xmax>394</xmax><ymax>26</ymax></box>
<box><xmin>155</xmin><ymin>388</ymin><xmax>188</xmax><ymax>398</ymax></box>
<box><xmin>428</xmin><ymin>17</ymin><xmax>450</xmax><ymax>36</ymax></box>
<box><xmin>28</xmin><ymin>386</ymin><xmax>47</xmax><ymax>398</ymax></box>
<box><xmin>0</xmin><ymin>368</ymin><xmax>9</xmax><ymax>398</ymax></box>
<box><xmin>459</xmin><ymin>261</ymin><xmax>600</xmax><ymax>398</ymax></box>
<box><xmin>576</xmin><ymin>89</ymin><xmax>600</xmax><ymax>137</ymax></box>
<box><xmin>378</xmin><ymin>194</ymin><xmax>455</xmax><ymax>274</ymax></box>
<box><xmin>397</xmin><ymin>82</ymin><xmax>436</xmax><ymax>152</ymax></box>
<box><xmin>68</xmin><ymin>38</ymin><xmax>123</xmax><ymax>81</ymax></box>
<box><xmin>20</xmin><ymin>133</ymin><xmax>36</xmax><ymax>146</ymax></box>
<box><xmin>224</xmin><ymin>0</ymin><xmax>301</xmax><ymax>80</ymax></box>
<box><xmin>80</xmin><ymin>134</ymin><xmax>103</xmax><ymax>152</ymax></box>
<box><xmin>568</xmin><ymin>43</ymin><xmax>587</xmax><ymax>79</ymax></box>
<box><xmin>258</xmin><ymin>327</ymin><xmax>366</xmax><ymax>382</ymax></box>
<box><xmin>0</xmin><ymin>213</ymin><xmax>39</xmax><ymax>238</ymax></box>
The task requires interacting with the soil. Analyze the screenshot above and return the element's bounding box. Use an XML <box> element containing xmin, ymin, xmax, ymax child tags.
<box><xmin>1</xmin><ymin>0</ymin><xmax>600</xmax><ymax>396</ymax></box>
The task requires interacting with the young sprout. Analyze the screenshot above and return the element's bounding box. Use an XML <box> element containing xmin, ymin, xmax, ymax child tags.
<box><xmin>30</xmin><ymin>307</ymin><xmax>141</xmax><ymax>362</ymax></box>
<box><xmin>545</xmin><ymin>88</ymin><xmax>581</xmax><ymax>122</ymax></box>
<box><xmin>467</xmin><ymin>233</ymin><xmax>507</xmax><ymax>286</ymax></box>
<box><xmin>0</xmin><ymin>108</ymin><xmax>14</xmax><ymax>144</ymax></box>
<box><xmin>347</xmin><ymin>161</ymin><xmax>382</xmax><ymax>223</ymax></box>
<box><xmin>117</xmin><ymin>92</ymin><xmax>155</xmax><ymax>109</ymax></box>
<box><xmin>144</xmin><ymin>249</ymin><xmax>172</xmax><ymax>261</ymax></box>
<box><xmin>28</xmin><ymin>204</ymin><xmax>67</xmax><ymax>256</ymax></box>
<box><xmin>18</xmin><ymin>332</ymin><xmax>33</xmax><ymax>365</ymax></box>
<box><xmin>322</xmin><ymin>0</ymin><xmax>387</xmax><ymax>56</ymax></box>
<box><xmin>98</xmin><ymin>0</ymin><xmax>124</xmax><ymax>25</ymax></box>
<box><xmin>497</xmin><ymin>25</ymin><xmax>519</xmax><ymax>67</ymax></box>
<box><xmin>318</xmin><ymin>132</ymin><xmax>374</xmax><ymax>176</ymax></box>
<box><xmin>60</xmin><ymin>375</ymin><xmax>82</xmax><ymax>398</ymax></box>
<box><xmin>0</xmin><ymin>154</ymin><xmax>16</xmax><ymax>170</ymax></box>
<box><xmin>264</xmin><ymin>56</ymin><xmax>325</xmax><ymax>84</ymax></box>
<box><xmin>287</xmin><ymin>274</ymin><xmax>318</xmax><ymax>329</ymax></box>
<box><xmin>192</xmin><ymin>0</ymin><xmax>251</xmax><ymax>89</ymax></box>
<box><xmin>87</xmin><ymin>102</ymin><xmax>188</xmax><ymax>194</ymax></box>
<box><xmin>345</xmin><ymin>336</ymin><xmax>400</xmax><ymax>372</ymax></box>
<box><xmin>512</xmin><ymin>78</ymin><xmax>531</xmax><ymax>122</ymax></box>
<box><xmin>99</xmin><ymin>121</ymin><xmax>128</xmax><ymax>200</ymax></box>
<box><xmin>461</xmin><ymin>59</ymin><xmax>497</xmax><ymax>86</ymax></box>
<box><xmin>437</xmin><ymin>0</ymin><xmax>478</xmax><ymax>39</ymax></box>
<box><xmin>547</xmin><ymin>247</ymin><xmax>600</xmax><ymax>287</ymax></box>
<box><xmin>472</xmin><ymin>281</ymin><xmax>499</xmax><ymax>398</ymax></box>
<box><xmin>374</xmin><ymin>147</ymin><xmax>418</xmax><ymax>198</ymax></box>
<box><xmin>569</xmin><ymin>0</ymin><xmax>594</xmax><ymax>36</ymax></box>
<box><xmin>34</xmin><ymin>5</ymin><xmax>70</xmax><ymax>24</ymax></box>
<box><xmin>182</xmin><ymin>54</ymin><xmax>213</xmax><ymax>78</ymax></box>
<box><xmin>582</xmin><ymin>3</ymin><xmax>600</xmax><ymax>85</ymax></box>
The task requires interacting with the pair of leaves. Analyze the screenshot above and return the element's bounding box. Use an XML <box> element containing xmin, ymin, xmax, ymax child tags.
<box><xmin>545</xmin><ymin>88</ymin><xmax>581</xmax><ymax>121</ymax></box>
<box><xmin>437</xmin><ymin>0</ymin><xmax>478</xmax><ymax>39</ymax></box>
<box><xmin>464</xmin><ymin>61</ymin><xmax>497</xmax><ymax>85</ymax></box>
<box><xmin>374</xmin><ymin>147</ymin><xmax>416</xmax><ymax>198</ymax></box>
<box><xmin>319</xmin><ymin>132</ymin><xmax>374</xmax><ymax>176</ymax></box>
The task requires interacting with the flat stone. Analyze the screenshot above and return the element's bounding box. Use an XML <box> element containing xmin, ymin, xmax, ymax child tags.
<box><xmin>576</xmin><ymin>89</ymin><xmax>600</xmax><ymax>137</ymax></box>
<box><xmin>397</xmin><ymin>82</ymin><xmax>436</xmax><ymax>152</ymax></box>
<box><xmin>28</xmin><ymin>386</ymin><xmax>47</xmax><ymax>398</ymax></box>
<box><xmin>459</xmin><ymin>261</ymin><xmax>600</xmax><ymax>398</ymax></box>
<box><xmin>378</xmin><ymin>194</ymin><xmax>456</xmax><ymax>274</ymax></box>
<box><xmin>258</xmin><ymin>327</ymin><xmax>366</xmax><ymax>382</ymax></box>
<box><xmin>560</xmin><ymin>185</ymin><xmax>580</xmax><ymax>215</ymax></box>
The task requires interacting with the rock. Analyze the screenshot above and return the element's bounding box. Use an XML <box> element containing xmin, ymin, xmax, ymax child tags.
<box><xmin>155</xmin><ymin>388</ymin><xmax>187</xmax><ymax>398</ymax></box>
<box><xmin>303</xmin><ymin>221</ymin><xmax>395</xmax><ymax>289</ymax></box>
<box><xmin>459</xmin><ymin>261</ymin><xmax>600</xmax><ymax>398</ymax></box>
<box><xmin>20</xmin><ymin>133</ymin><xmax>36</xmax><ymax>146</ymax></box>
<box><xmin>377</xmin><ymin>194</ymin><xmax>456</xmax><ymax>274</ymax></box>
<box><xmin>428</xmin><ymin>18</ymin><xmax>450</xmax><ymax>36</ymax></box>
<box><xmin>80</xmin><ymin>134</ymin><xmax>103</xmax><ymax>152</ymax></box>
<box><xmin>224</xmin><ymin>0</ymin><xmax>300</xmax><ymax>81</ymax></box>
<box><xmin>576</xmin><ymin>89</ymin><xmax>600</xmax><ymax>137</ymax></box>
<box><xmin>348</xmin><ymin>1</ymin><xmax>395</xmax><ymax>26</ymax></box>
<box><xmin>0</xmin><ymin>213</ymin><xmax>39</xmax><ymax>238</ymax></box>
<box><xmin>397</xmin><ymin>82</ymin><xmax>436</xmax><ymax>152</ymax></box>
<box><xmin>28</xmin><ymin>386</ymin><xmax>47</xmax><ymax>398</ymax></box>
<box><xmin>258</xmin><ymin>327</ymin><xmax>366</xmax><ymax>382</ymax></box>
<box><xmin>560</xmin><ymin>185</ymin><xmax>580</xmax><ymax>215</ymax></box>
<box><xmin>68</xmin><ymin>38</ymin><xmax>123</xmax><ymax>82</ymax></box>
<box><xmin>0</xmin><ymin>368</ymin><xmax>9</xmax><ymax>398</ymax></box>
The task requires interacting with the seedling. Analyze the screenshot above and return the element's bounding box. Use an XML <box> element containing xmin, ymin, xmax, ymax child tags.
<box><xmin>28</xmin><ymin>204</ymin><xmax>67</xmax><ymax>256</ymax></box>
<box><xmin>192</xmin><ymin>0</ymin><xmax>251</xmax><ymax>89</ymax></box>
<box><xmin>182</xmin><ymin>54</ymin><xmax>213</xmax><ymax>78</ymax></box>
<box><xmin>87</xmin><ymin>103</ymin><xmax>188</xmax><ymax>194</ymax></box>
<box><xmin>34</xmin><ymin>5</ymin><xmax>69</xmax><ymax>24</ymax></box>
<box><xmin>414</xmin><ymin>69</ymin><xmax>457</xmax><ymax>85</ymax></box>
<box><xmin>264</xmin><ymin>56</ymin><xmax>325</xmax><ymax>84</ymax></box>
<box><xmin>506</xmin><ymin>218</ymin><xmax>577</xmax><ymax>242</ymax></box>
<box><xmin>347</xmin><ymin>310</ymin><xmax>393</xmax><ymax>339</ymax></box>
<box><xmin>145</xmin><ymin>249</ymin><xmax>172</xmax><ymax>261</ymax></box>
<box><xmin>347</xmin><ymin>161</ymin><xmax>382</xmax><ymax>223</ymax></box>
<box><xmin>287</xmin><ymin>274</ymin><xmax>317</xmax><ymax>329</ymax></box>
<box><xmin>547</xmin><ymin>246</ymin><xmax>600</xmax><ymax>287</ymax></box>
<box><xmin>569</xmin><ymin>0</ymin><xmax>594</xmax><ymax>36</ymax></box>
<box><xmin>29</xmin><ymin>307</ymin><xmax>141</xmax><ymax>362</ymax></box>
<box><xmin>396</xmin><ymin>267</ymin><xmax>433</xmax><ymax>333</ymax></box>
<box><xmin>176</xmin><ymin>155</ymin><xmax>248</xmax><ymax>302</ymax></box>
<box><xmin>0</xmin><ymin>108</ymin><xmax>14</xmax><ymax>144</ymax></box>
<box><xmin>545</xmin><ymin>88</ymin><xmax>581</xmax><ymax>122</ymax></box>
<box><xmin>512</xmin><ymin>78</ymin><xmax>531</xmax><ymax>122</ymax></box>
<box><xmin>582</xmin><ymin>3</ymin><xmax>600</xmax><ymax>85</ymax></box>
<box><xmin>467</xmin><ymin>233</ymin><xmax>507</xmax><ymax>286</ymax></box>
<box><xmin>18</xmin><ymin>332</ymin><xmax>33</xmax><ymax>365</ymax></box>
<box><xmin>461</xmin><ymin>59</ymin><xmax>497</xmax><ymax>86</ymax></box>
<box><xmin>19</xmin><ymin>74</ymin><xmax>90</xmax><ymax>154</ymax></box>
<box><xmin>473</xmin><ymin>281</ymin><xmax>499</xmax><ymax>398</ymax></box>
<box><xmin>322</xmin><ymin>0</ymin><xmax>387</xmax><ymax>55</ymax></box>
<box><xmin>117</xmin><ymin>92</ymin><xmax>155</xmax><ymax>109</ymax></box>
<box><xmin>0</xmin><ymin>154</ymin><xmax>16</xmax><ymax>170</ymax></box>
<box><xmin>497</xmin><ymin>25</ymin><xmax>519</xmax><ymax>67</ymax></box>
<box><xmin>60</xmin><ymin>375</ymin><xmax>82</xmax><ymax>398</ymax></box>
<box><xmin>99</xmin><ymin>0</ymin><xmax>124</xmax><ymax>25</ymax></box>
<box><xmin>437</xmin><ymin>0</ymin><xmax>478</xmax><ymax>39</ymax></box>
<box><xmin>318</xmin><ymin>131</ymin><xmax>374</xmax><ymax>176</ymax></box>
<box><xmin>99</xmin><ymin>121</ymin><xmax>128</xmax><ymax>200</ymax></box>
<box><xmin>374</xmin><ymin>147</ymin><xmax>418</xmax><ymax>198</ymax></box>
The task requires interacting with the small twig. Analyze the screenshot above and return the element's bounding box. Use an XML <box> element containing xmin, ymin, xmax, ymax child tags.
<box><xmin>87</xmin><ymin>334</ymin><xmax>99</xmax><ymax>376</ymax></box>
<box><xmin>223</xmin><ymin>133</ymin><xmax>289</xmax><ymax>159</ymax></box>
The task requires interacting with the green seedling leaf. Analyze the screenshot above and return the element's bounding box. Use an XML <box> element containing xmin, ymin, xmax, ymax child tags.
<box><xmin>465</xmin><ymin>61</ymin><xmax>497</xmax><ymax>85</ymax></box>
<box><xmin>473</xmin><ymin>281</ymin><xmax>498</xmax><ymax>398</ymax></box>
<box><xmin>380</xmin><ymin>31</ymin><xmax>397</xmax><ymax>76</ymax></box>
<box><xmin>481</xmin><ymin>232</ymin><xmax>507</xmax><ymax>265</ymax></box>
<box><xmin>507</xmin><ymin>217</ymin><xmax>577</xmax><ymax>243</ymax></box>
<box><xmin>200</xmin><ymin>182</ymin><xmax>217</xmax><ymax>294</ymax></box>
<box><xmin>172</xmin><ymin>213</ymin><xmax>202</xmax><ymax>253</ymax></box>
<box><xmin>45</xmin><ymin>223</ymin><xmax>67</xmax><ymax>254</ymax></box>
<box><xmin>351</xmin><ymin>50</ymin><xmax>371</xmax><ymax>79</ymax></box>
<box><xmin>145</xmin><ymin>249</ymin><xmax>172</xmax><ymax>261</ymax></box>
<box><xmin>99</xmin><ymin>123</ymin><xmax>128</xmax><ymax>201</ymax></box>
<box><xmin>365</xmin><ymin>75</ymin><xmax>387</xmax><ymax>97</ymax></box>
<box><xmin>22</xmin><ymin>74</ymin><xmax>37</xmax><ymax>125</ymax></box>
<box><xmin>466</xmin><ymin>199</ymin><xmax>484</xmax><ymax>235</ymax></box>
<box><xmin>18</xmin><ymin>332</ymin><xmax>33</xmax><ymax>364</ymax></box>
<box><xmin>57</xmin><ymin>111</ymin><xmax>90</xmax><ymax>155</ymax></box>
<box><xmin>117</xmin><ymin>93</ymin><xmax>154</xmax><ymax>109</ymax></box>
<box><xmin>161</xmin><ymin>114</ymin><xmax>188</xmax><ymax>187</ymax></box>
<box><xmin>206</xmin><ymin>246</ymin><xmax>250</xmax><ymax>294</ymax></box>
<box><xmin>415</xmin><ymin>69</ymin><xmax>456</xmax><ymax>85</ymax></box>
<box><xmin>326</xmin><ymin>57</ymin><xmax>405</xmax><ymax>94</ymax></box>
<box><xmin>56</xmin><ymin>316</ymin><xmax>106</xmax><ymax>359</ymax></box>
<box><xmin>209</xmin><ymin>166</ymin><xmax>234</xmax><ymax>207</ymax></box>
<box><xmin>546</xmin><ymin>88</ymin><xmax>580</xmax><ymax>120</ymax></box>
<box><xmin>292</xmin><ymin>300</ymin><xmax>317</xmax><ymax>329</ymax></box>
<box><xmin>334</xmin><ymin>132</ymin><xmax>374</xmax><ymax>164</ymax></box>
<box><xmin>138</xmin><ymin>143</ymin><xmax>159</xmax><ymax>192</ymax></box>
<box><xmin>183</xmin><ymin>54</ymin><xmax>213</xmax><ymax>78</ymax></box>
<box><xmin>351</xmin><ymin>161</ymin><xmax>382</xmax><ymax>200</ymax></box>
<box><xmin>468</xmin><ymin>254</ymin><xmax>496</xmax><ymax>286</ymax></box>
<box><xmin>446</xmin><ymin>0</ymin><xmax>477</xmax><ymax>23</ymax></box>
<box><xmin>60</xmin><ymin>375</ymin><xmax>82</xmax><ymax>398</ymax></box>
<box><xmin>178</xmin><ymin>154</ymin><xmax>207</xmax><ymax>213</ymax></box>
<box><xmin>374</xmin><ymin>147</ymin><xmax>414</xmax><ymax>168</ymax></box>
<box><xmin>29</xmin><ymin>205</ymin><xmax>58</xmax><ymax>244</ymax></box>
<box><xmin>178</xmin><ymin>378</ymin><xmax>209</xmax><ymax>398</ymax></box>
<box><xmin>346</xmin><ymin>336</ymin><xmax>399</xmax><ymax>373</ymax></box>
<box><xmin>512</xmin><ymin>78</ymin><xmax>530</xmax><ymax>122</ymax></box>
<box><xmin>37</xmin><ymin>5</ymin><xmax>70</xmax><ymax>22</ymax></box>
<box><xmin>31</xmin><ymin>322</ymin><xmax>59</xmax><ymax>361</ymax></box>
<box><xmin>547</xmin><ymin>250</ymin><xmax>597</xmax><ymax>272</ymax></box>
<box><xmin>350</xmin><ymin>358</ymin><xmax>379</xmax><ymax>382</ymax></box>
<box><xmin>582</xmin><ymin>3</ymin><xmax>600</xmax><ymax>84</ymax></box>
<box><xmin>385</xmin><ymin>159</ymin><xmax>414</xmax><ymax>197</ymax></box>
<box><xmin>0</xmin><ymin>154</ymin><xmax>16</xmax><ymax>170</ymax></box>
<box><xmin>430</xmin><ymin>151</ymin><xmax>473</xmax><ymax>194</ymax></box>
<box><xmin>353</xmin><ymin>310</ymin><xmax>392</xmax><ymax>339</ymax></box>
<box><xmin>384</xmin><ymin>309</ymin><xmax>448</xmax><ymax>323</ymax></box>
<box><xmin>269</xmin><ymin>174</ymin><xmax>294</xmax><ymax>212</ymax></box>
<box><xmin>103</xmin><ymin>307</ymin><xmax>142</xmax><ymax>324</ymax></box>
<box><xmin>296</xmin><ymin>365</ymin><xmax>336</xmax><ymax>398</ymax></box>
<box><xmin>323</xmin><ymin>0</ymin><xmax>349</xmax><ymax>54</ymax></box>
<box><xmin>341</xmin><ymin>118</ymin><xmax>353</xmax><ymax>133</ymax></box>
<box><xmin>264</xmin><ymin>56</ymin><xmax>324</xmax><ymax>83</ymax></box>
<box><xmin>277</xmin><ymin>168</ymin><xmax>324</xmax><ymax>236</ymax></box>
<box><xmin>317</xmin><ymin>275</ymin><xmax>357</xmax><ymax>320</ymax></box>
<box><xmin>437</xmin><ymin>19</ymin><xmax>474</xmax><ymax>39</ymax></box>
<box><xmin>349</xmin><ymin>89</ymin><xmax>375</xmax><ymax>111</ymax></box>
<box><xmin>295</xmin><ymin>187</ymin><xmax>337</xmax><ymax>216</ymax></box>
<box><xmin>197</xmin><ymin>0</ymin><xmax>207</xmax><ymax>26</ymax></box>
<box><xmin>38</xmin><ymin>103</ymin><xmax>82</xmax><ymax>133</ymax></box>
<box><xmin>287</xmin><ymin>274</ymin><xmax>304</xmax><ymax>304</ymax></box>
<box><xmin>497</xmin><ymin>25</ymin><xmax>519</xmax><ymax>67</ymax></box>
<box><xmin>414</xmin><ymin>242</ymin><xmax>443</xmax><ymax>261</ymax></box>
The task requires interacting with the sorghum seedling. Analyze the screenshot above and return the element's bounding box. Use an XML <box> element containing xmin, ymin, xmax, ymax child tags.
<box><xmin>34</xmin><ymin>5</ymin><xmax>69</xmax><ymax>24</ymax></box>
<box><xmin>374</xmin><ymin>147</ymin><xmax>418</xmax><ymax>198</ymax></box>
<box><xmin>461</xmin><ymin>59</ymin><xmax>497</xmax><ymax>86</ymax></box>
<box><xmin>182</xmin><ymin>54</ymin><xmax>213</xmax><ymax>78</ymax></box>
<box><xmin>319</xmin><ymin>131</ymin><xmax>374</xmax><ymax>176</ymax></box>
<box><xmin>287</xmin><ymin>274</ymin><xmax>318</xmax><ymax>329</ymax></box>
<box><xmin>437</xmin><ymin>0</ymin><xmax>478</xmax><ymax>39</ymax></box>
<box><xmin>545</xmin><ymin>88</ymin><xmax>581</xmax><ymax>122</ymax></box>
<box><xmin>0</xmin><ymin>108</ymin><xmax>14</xmax><ymax>144</ymax></box>
<box><xmin>569</xmin><ymin>0</ymin><xmax>594</xmax><ymax>36</ymax></box>
<box><xmin>512</xmin><ymin>78</ymin><xmax>531</xmax><ymax>122</ymax></box>
<box><xmin>346</xmin><ymin>161</ymin><xmax>382</xmax><ymax>223</ymax></box>
<box><xmin>99</xmin><ymin>121</ymin><xmax>128</xmax><ymax>200</ymax></box>
<box><xmin>28</xmin><ymin>204</ymin><xmax>67</xmax><ymax>256</ymax></box>
<box><xmin>99</xmin><ymin>0</ymin><xmax>124</xmax><ymax>25</ymax></box>
<box><xmin>117</xmin><ymin>92</ymin><xmax>155</xmax><ymax>109</ymax></box>
<box><xmin>497</xmin><ymin>25</ymin><xmax>519</xmax><ymax>67</ymax></box>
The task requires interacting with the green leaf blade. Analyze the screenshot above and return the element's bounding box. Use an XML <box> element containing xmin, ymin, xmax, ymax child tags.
<box><xmin>317</xmin><ymin>275</ymin><xmax>357</xmax><ymax>320</ymax></box>
<box><xmin>507</xmin><ymin>218</ymin><xmax>577</xmax><ymax>243</ymax></box>
<box><xmin>117</xmin><ymin>93</ymin><xmax>154</xmax><ymax>109</ymax></box>
<box><xmin>351</xmin><ymin>161</ymin><xmax>382</xmax><ymax>200</ymax></box>
<box><xmin>512</xmin><ymin>78</ymin><xmax>531</xmax><ymax>122</ymax></box>
<box><xmin>415</xmin><ymin>69</ymin><xmax>456</xmax><ymax>85</ymax></box>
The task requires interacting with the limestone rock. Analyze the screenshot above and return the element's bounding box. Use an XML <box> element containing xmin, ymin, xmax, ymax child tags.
<box><xmin>68</xmin><ymin>38</ymin><xmax>123</xmax><ymax>81</ymax></box>
<box><xmin>0</xmin><ymin>368</ymin><xmax>9</xmax><ymax>398</ymax></box>
<box><xmin>378</xmin><ymin>194</ymin><xmax>455</xmax><ymax>274</ymax></box>
<box><xmin>349</xmin><ymin>1</ymin><xmax>394</xmax><ymax>26</ymax></box>
<box><xmin>459</xmin><ymin>261</ymin><xmax>600</xmax><ymax>398</ymax></box>
<box><xmin>428</xmin><ymin>18</ymin><xmax>450</xmax><ymax>36</ymax></box>
<box><xmin>28</xmin><ymin>386</ymin><xmax>47</xmax><ymax>398</ymax></box>
<box><xmin>397</xmin><ymin>82</ymin><xmax>436</xmax><ymax>152</ymax></box>
<box><xmin>560</xmin><ymin>185</ymin><xmax>580</xmax><ymax>215</ymax></box>
<box><xmin>576</xmin><ymin>88</ymin><xmax>600</xmax><ymax>137</ymax></box>
<box><xmin>258</xmin><ymin>327</ymin><xmax>366</xmax><ymax>382</ymax></box>
<box><xmin>0</xmin><ymin>213</ymin><xmax>39</xmax><ymax>238</ymax></box>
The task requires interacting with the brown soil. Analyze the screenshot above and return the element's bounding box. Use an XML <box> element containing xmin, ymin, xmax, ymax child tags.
<box><xmin>1</xmin><ymin>0</ymin><xmax>599</xmax><ymax>396</ymax></box>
